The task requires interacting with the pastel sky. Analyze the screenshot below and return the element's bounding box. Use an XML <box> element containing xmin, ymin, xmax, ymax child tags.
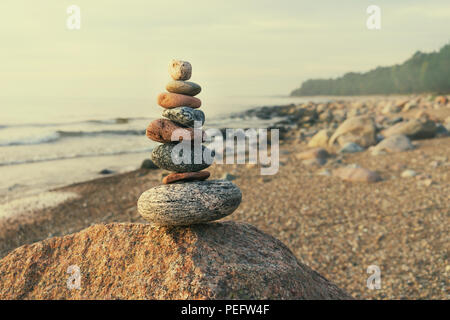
<box><xmin>1</xmin><ymin>0</ymin><xmax>449</xmax><ymax>105</ymax></box>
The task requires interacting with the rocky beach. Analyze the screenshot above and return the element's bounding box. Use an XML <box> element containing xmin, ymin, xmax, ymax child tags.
<box><xmin>0</xmin><ymin>92</ymin><xmax>449</xmax><ymax>299</ymax></box>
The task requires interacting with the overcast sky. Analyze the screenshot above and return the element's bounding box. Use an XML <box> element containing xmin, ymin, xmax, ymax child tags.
<box><xmin>1</xmin><ymin>0</ymin><xmax>449</xmax><ymax>105</ymax></box>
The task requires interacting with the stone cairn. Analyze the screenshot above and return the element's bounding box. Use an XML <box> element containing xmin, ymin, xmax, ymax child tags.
<box><xmin>137</xmin><ymin>59</ymin><xmax>242</xmax><ymax>226</ymax></box>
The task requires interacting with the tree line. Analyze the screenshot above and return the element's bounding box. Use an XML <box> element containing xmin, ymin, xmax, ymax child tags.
<box><xmin>290</xmin><ymin>43</ymin><xmax>450</xmax><ymax>96</ymax></box>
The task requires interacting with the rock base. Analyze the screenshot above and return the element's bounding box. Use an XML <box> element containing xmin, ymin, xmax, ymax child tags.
<box><xmin>0</xmin><ymin>222</ymin><xmax>352</xmax><ymax>300</ymax></box>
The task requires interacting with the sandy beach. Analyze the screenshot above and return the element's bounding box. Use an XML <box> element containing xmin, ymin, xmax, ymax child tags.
<box><xmin>1</xmin><ymin>95</ymin><xmax>449</xmax><ymax>299</ymax></box>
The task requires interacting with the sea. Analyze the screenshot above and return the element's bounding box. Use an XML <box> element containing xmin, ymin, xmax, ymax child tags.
<box><xmin>0</xmin><ymin>95</ymin><xmax>331</xmax><ymax>202</ymax></box>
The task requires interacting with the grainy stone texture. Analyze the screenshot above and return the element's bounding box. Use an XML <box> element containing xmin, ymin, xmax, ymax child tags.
<box><xmin>138</xmin><ymin>180</ymin><xmax>241</xmax><ymax>225</ymax></box>
<box><xmin>157</xmin><ymin>92</ymin><xmax>201</xmax><ymax>109</ymax></box>
<box><xmin>163</xmin><ymin>171</ymin><xmax>210</xmax><ymax>184</ymax></box>
<box><xmin>162</xmin><ymin>107</ymin><xmax>205</xmax><ymax>128</ymax></box>
<box><xmin>146</xmin><ymin>119</ymin><xmax>202</xmax><ymax>143</ymax></box>
<box><xmin>169</xmin><ymin>59</ymin><xmax>192</xmax><ymax>81</ymax></box>
<box><xmin>166</xmin><ymin>80</ymin><xmax>201</xmax><ymax>96</ymax></box>
<box><xmin>151</xmin><ymin>142</ymin><xmax>214</xmax><ymax>173</ymax></box>
<box><xmin>0</xmin><ymin>222</ymin><xmax>352</xmax><ymax>299</ymax></box>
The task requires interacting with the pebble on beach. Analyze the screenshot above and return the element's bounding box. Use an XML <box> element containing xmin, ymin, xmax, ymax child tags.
<box><xmin>162</xmin><ymin>107</ymin><xmax>205</xmax><ymax>128</ymax></box>
<box><xmin>137</xmin><ymin>180</ymin><xmax>242</xmax><ymax>226</ymax></box>
<box><xmin>333</xmin><ymin>167</ymin><xmax>381</xmax><ymax>183</ymax></box>
<box><xmin>166</xmin><ymin>80</ymin><xmax>201</xmax><ymax>96</ymax></box>
<box><xmin>146</xmin><ymin>119</ymin><xmax>203</xmax><ymax>143</ymax></box>
<box><xmin>169</xmin><ymin>59</ymin><xmax>192</xmax><ymax>81</ymax></box>
<box><xmin>151</xmin><ymin>142</ymin><xmax>214</xmax><ymax>173</ymax></box>
<box><xmin>338</xmin><ymin>142</ymin><xmax>364</xmax><ymax>154</ymax></box>
<box><xmin>162</xmin><ymin>171</ymin><xmax>210</xmax><ymax>184</ymax></box>
<box><xmin>157</xmin><ymin>92</ymin><xmax>201</xmax><ymax>109</ymax></box>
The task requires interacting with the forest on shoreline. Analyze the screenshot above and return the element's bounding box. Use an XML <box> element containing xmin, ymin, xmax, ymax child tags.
<box><xmin>291</xmin><ymin>43</ymin><xmax>450</xmax><ymax>96</ymax></box>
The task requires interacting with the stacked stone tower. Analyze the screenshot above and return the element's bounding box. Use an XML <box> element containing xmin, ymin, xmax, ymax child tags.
<box><xmin>137</xmin><ymin>60</ymin><xmax>242</xmax><ymax>226</ymax></box>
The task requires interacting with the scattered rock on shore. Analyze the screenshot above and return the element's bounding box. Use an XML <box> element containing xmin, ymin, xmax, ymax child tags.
<box><xmin>329</xmin><ymin>116</ymin><xmax>377</xmax><ymax>148</ymax></box>
<box><xmin>308</xmin><ymin>129</ymin><xmax>333</xmax><ymax>148</ymax></box>
<box><xmin>371</xmin><ymin>134</ymin><xmax>414</xmax><ymax>155</ymax></box>
<box><xmin>295</xmin><ymin>148</ymin><xmax>329</xmax><ymax>160</ymax></box>
<box><xmin>333</xmin><ymin>167</ymin><xmax>381</xmax><ymax>183</ymax></box>
<box><xmin>338</xmin><ymin>142</ymin><xmax>364</xmax><ymax>154</ymax></box>
<box><xmin>401</xmin><ymin>169</ymin><xmax>417</xmax><ymax>178</ymax></box>
<box><xmin>140</xmin><ymin>159</ymin><xmax>159</xmax><ymax>170</ymax></box>
<box><xmin>99</xmin><ymin>169</ymin><xmax>114</xmax><ymax>175</ymax></box>
<box><xmin>382</xmin><ymin>119</ymin><xmax>437</xmax><ymax>140</ymax></box>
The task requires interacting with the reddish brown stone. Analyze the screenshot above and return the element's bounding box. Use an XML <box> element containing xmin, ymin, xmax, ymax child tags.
<box><xmin>0</xmin><ymin>222</ymin><xmax>352</xmax><ymax>299</ymax></box>
<box><xmin>146</xmin><ymin>119</ymin><xmax>203</xmax><ymax>143</ymax></box>
<box><xmin>157</xmin><ymin>92</ymin><xmax>201</xmax><ymax>109</ymax></box>
<box><xmin>162</xmin><ymin>171</ymin><xmax>210</xmax><ymax>184</ymax></box>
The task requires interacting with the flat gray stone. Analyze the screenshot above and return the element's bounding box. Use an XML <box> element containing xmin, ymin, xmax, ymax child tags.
<box><xmin>166</xmin><ymin>80</ymin><xmax>201</xmax><ymax>96</ymax></box>
<box><xmin>137</xmin><ymin>180</ymin><xmax>242</xmax><ymax>226</ymax></box>
<box><xmin>151</xmin><ymin>142</ymin><xmax>214</xmax><ymax>172</ymax></box>
<box><xmin>162</xmin><ymin>107</ymin><xmax>205</xmax><ymax>128</ymax></box>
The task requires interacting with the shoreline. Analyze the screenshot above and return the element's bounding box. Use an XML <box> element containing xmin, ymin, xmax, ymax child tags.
<box><xmin>0</xmin><ymin>94</ymin><xmax>449</xmax><ymax>299</ymax></box>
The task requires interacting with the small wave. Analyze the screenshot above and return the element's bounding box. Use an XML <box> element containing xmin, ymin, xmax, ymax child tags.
<box><xmin>57</xmin><ymin>129</ymin><xmax>145</xmax><ymax>137</ymax></box>
<box><xmin>0</xmin><ymin>132</ymin><xmax>61</xmax><ymax>146</ymax></box>
<box><xmin>3</xmin><ymin>117</ymin><xmax>149</xmax><ymax>129</ymax></box>
<box><xmin>0</xmin><ymin>129</ymin><xmax>146</xmax><ymax>146</ymax></box>
<box><xmin>0</xmin><ymin>147</ymin><xmax>153</xmax><ymax>167</ymax></box>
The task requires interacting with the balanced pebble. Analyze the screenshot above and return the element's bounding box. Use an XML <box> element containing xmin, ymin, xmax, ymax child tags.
<box><xmin>157</xmin><ymin>92</ymin><xmax>201</xmax><ymax>109</ymax></box>
<box><xmin>166</xmin><ymin>80</ymin><xmax>201</xmax><ymax>96</ymax></box>
<box><xmin>162</xmin><ymin>107</ymin><xmax>205</xmax><ymax>127</ymax></box>
<box><xmin>137</xmin><ymin>180</ymin><xmax>242</xmax><ymax>226</ymax></box>
<box><xmin>162</xmin><ymin>171</ymin><xmax>210</xmax><ymax>184</ymax></box>
<box><xmin>146</xmin><ymin>119</ymin><xmax>204</xmax><ymax>143</ymax></box>
<box><xmin>151</xmin><ymin>142</ymin><xmax>214</xmax><ymax>172</ymax></box>
<box><xmin>169</xmin><ymin>59</ymin><xmax>192</xmax><ymax>81</ymax></box>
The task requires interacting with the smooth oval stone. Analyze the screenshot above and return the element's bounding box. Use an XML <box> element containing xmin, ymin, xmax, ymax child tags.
<box><xmin>151</xmin><ymin>142</ymin><xmax>214</xmax><ymax>172</ymax></box>
<box><xmin>162</xmin><ymin>171</ymin><xmax>210</xmax><ymax>184</ymax></box>
<box><xmin>162</xmin><ymin>107</ymin><xmax>205</xmax><ymax>127</ymax></box>
<box><xmin>166</xmin><ymin>80</ymin><xmax>201</xmax><ymax>96</ymax></box>
<box><xmin>169</xmin><ymin>59</ymin><xmax>192</xmax><ymax>81</ymax></box>
<box><xmin>146</xmin><ymin>119</ymin><xmax>204</xmax><ymax>143</ymax></box>
<box><xmin>137</xmin><ymin>180</ymin><xmax>242</xmax><ymax>226</ymax></box>
<box><xmin>157</xmin><ymin>92</ymin><xmax>201</xmax><ymax>109</ymax></box>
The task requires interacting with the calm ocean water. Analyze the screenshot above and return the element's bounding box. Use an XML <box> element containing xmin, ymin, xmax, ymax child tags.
<box><xmin>0</xmin><ymin>95</ymin><xmax>330</xmax><ymax>201</ymax></box>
